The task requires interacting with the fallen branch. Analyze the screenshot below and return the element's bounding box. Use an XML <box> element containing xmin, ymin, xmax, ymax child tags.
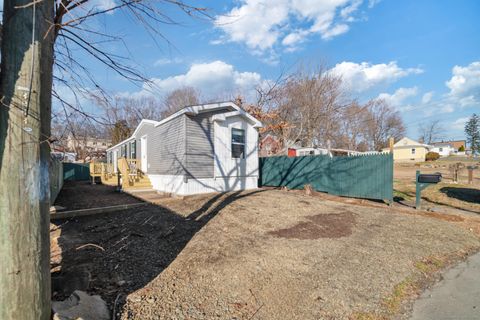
<box><xmin>112</xmin><ymin>293</ymin><xmax>121</xmax><ymax>320</ymax></box>
<box><xmin>112</xmin><ymin>235</ymin><xmax>130</xmax><ymax>247</ymax></box>
<box><xmin>163</xmin><ymin>225</ymin><xmax>176</xmax><ymax>237</ymax></box>
<box><xmin>248</xmin><ymin>303</ymin><xmax>264</xmax><ymax>320</ymax></box>
<box><xmin>112</xmin><ymin>240</ymin><xmax>133</xmax><ymax>255</ymax></box>
<box><xmin>248</xmin><ymin>289</ymin><xmax>264</xmax><ymax>320</ymax></box>
<box><xmin>76</xmin><ymin>243</ymin><xmax>105</xmax><ymax>251</ymax></box>
<box><xmin>141</xmin><ymin>215</ymin><xmax>154</xmax><ymax>225</ymax></box>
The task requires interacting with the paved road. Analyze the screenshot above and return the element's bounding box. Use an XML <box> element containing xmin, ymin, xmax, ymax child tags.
<box><xmin>410</xmin><ymin>252</ymin><xmax>480</xmax><ymax>320</ymax></box>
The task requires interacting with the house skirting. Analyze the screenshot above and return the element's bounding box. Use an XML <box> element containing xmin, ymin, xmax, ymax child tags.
<box><xmin>148</xmin><ymin>174</ymin><xmax>258</xmax><ymax>196</ymax></box>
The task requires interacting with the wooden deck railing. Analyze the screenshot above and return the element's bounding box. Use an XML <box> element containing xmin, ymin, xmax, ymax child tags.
<box><xmin>89</xmin><ymin>162</ymin><xmax>103</xmax><ymax>177</ymax></box>
<box><xmin>89</xmin><ymin>158</ymin><xmax>141</xmax><ymax>187</ymax></box>
<box><xmin>102</xmin><ymin>163</ymin><xmax>115</xmax><ymax>178</ymax></box>
<box><xmin>118</xmin><ymin>158</ymin><xmax>142</xmax><ymax>185</ymax></box>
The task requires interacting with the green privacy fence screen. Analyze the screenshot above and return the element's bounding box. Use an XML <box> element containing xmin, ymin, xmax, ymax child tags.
<box><xmin>259</xmin><ymin>153</ymin><xmax>393</xmax><ymax>202</ymax></box>
<box><xmin>50</xmin><ymin>157</ymin><xmax>64</xmax><ymax>204</ymax></box>
<box><xmin>63</xmin><ymin>163</ymin><xmax>90</xmax><ymax>181</ymax></box>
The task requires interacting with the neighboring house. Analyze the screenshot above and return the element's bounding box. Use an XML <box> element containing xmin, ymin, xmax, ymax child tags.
<box><xmin>65</xmin><ymin>134</ymin><xmax>112</xmax><ymax>160</ymax></box>
<box><xmin>291</xmin><ymin>147</ymin><xmax>363</xmax><ymax>157</ymax></box>
<box><xmin>259</xmin><ymin>134</ymin><xmax>282</xmax><ymax>157</ymax></box>
<box><xmin>295</xmin><ymin>147</ymin><xmax>330</xmax><ymax>156</ymax></box>
<box><xmin>383</xmin><ymin>137</ymin><xmax>431</xmax><ymax>162</ymax></box>
<box><xmin>449</xmin><ymin>140</ymin><xmax>466</xmax><ymax>152</ymax></box>
<box><xmin>431</xmin><ymin>140</ymin><xmax>467</xmax><ymax>155</ymax></box>
<box><xmin>106</xmin><ymin>101</ymin><xmax>263</xmax><ymax>195</ymax></box>
<box><xmin>51</xmin><ymin>145</ymin><xmax>77</xmax><ymax>162</ymax></box>
<box><xmin>430</xmin><ymin>142</ymin><xmax>455</xmax><ymax>157</ymax></box>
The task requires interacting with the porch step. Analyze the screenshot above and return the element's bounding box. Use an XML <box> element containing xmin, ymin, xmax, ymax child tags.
<box><xmin>124</xmin><ymin>175</ymin><xmax>153</xmax><ymax>189</ymax></box>
<box><xmin>127</xmin><ymin>182</ymin><xmax>152</xmax><ymax>187</ymax></box>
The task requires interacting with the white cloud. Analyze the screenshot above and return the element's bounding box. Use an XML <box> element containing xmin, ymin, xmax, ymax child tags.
<box><xmin>73</xmin><ymin>0</ymin><xmax>117</xmax><ymax>14</ymax></box>
<box><xmin>451</xmin><ymin>117</ymin><xmax>469</xmax><ymax>131</ymax></box>
<box><xmin>282</xmin><ymin>30</ymin><xmax>310</xmax><ymax>46</ymax></box>
<box><xmin>377</xmin><ymin>87</ymin><xmax>418</xmax><ymax>109</ymax></box>
<box><xmin>215</xmin><ymin>1</ymin><xmax>289</xmax><ymax>51</ymax></box>
<box><xmin>132</xmin><ymin>60</ymin><xmax>263</xmax><ymax>100</ymax></box>
<box><xmin>95</xmin><ymin>0</ymin><xmax>117</xmax><ymax>12</ymax></box>
<box><xmin>340</xmin><ymin>0</ymin><xmax>362</xmax><ymax>20</ymax></box>
<box><xmin>445</xmin><ymin>61</ymin><xmax>480</xmax><ymax>107</ymax></box>
<box><xmin>215</xmin><ymin>0</ymin><xmax>370</xmax><ymax>52</ymax></box>
<box><xmin>321</xmin><ymin>24</ymin><xmax>350</xmax><ymax>40</ymax></box>
<box><xmin>422</xmin><ymin>61</ymin><xmax>480</xmax><ymax>115</ymax></box>
<box><xmin>421</xmin><ymin>91</ymin><xmax>434</xmax><ymax>104</ymax></box>
<box><xmin>368</xmin><ymin>0</ymin><xmax>382</xmax><ymax>8</ymax></box>
<box><xmin>330</xmin><ymin>61</ymin><xmax>423</xmax><ymax>92</ymax></box>
<box><xmin>153</xmin><ymin>57</ymin><xmax>183</xmax><ymax>67</ymax></box>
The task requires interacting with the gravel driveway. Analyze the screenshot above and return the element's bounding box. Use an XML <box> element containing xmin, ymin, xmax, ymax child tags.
<box><xmin>51</xmin><ymin>186</ymin><xmax>480</xmax><ymax>320</ymax></box>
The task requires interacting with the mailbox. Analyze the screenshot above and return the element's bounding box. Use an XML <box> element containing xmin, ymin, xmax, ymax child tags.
<box><xmin>417</xmin><ymin>173</ymin><xmax>442</xmax><ymax>184</ymax></box>
<box><xmin>415</xmin><ymin>171</ymin><xmax>442</xmax><ymax>210</ymax></box>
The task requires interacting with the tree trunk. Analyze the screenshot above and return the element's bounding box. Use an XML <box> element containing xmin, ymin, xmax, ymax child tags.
<box><xmin>0</xmin><ymin>1</ymin><xmax>54</xmax><ymax>319</ymax></box>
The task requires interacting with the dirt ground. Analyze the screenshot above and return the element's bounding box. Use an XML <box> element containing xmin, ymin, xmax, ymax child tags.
<box><xmin>51</xmin><ymin>182</ymin><xmax>480</xmax><ymax>320</ymax></box>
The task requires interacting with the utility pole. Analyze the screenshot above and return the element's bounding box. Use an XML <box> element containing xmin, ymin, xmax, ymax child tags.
<box><xmin>0</xmin><ymin>1</ymin><xmax>54</xmax><ymax>319</ymax></box>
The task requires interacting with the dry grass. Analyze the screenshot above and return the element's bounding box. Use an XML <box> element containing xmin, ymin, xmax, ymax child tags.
<box><xmin>394</xmin><ymin>180</ymin><xmax>480</xmax><ymax>213</ymax></box>
<box><xmin>52</xmin><ymin>183</ymin><xmax>480</xmax><ymax>320</ymax></box>
<box><xmin>118</xmin><ymin>190</ymin><xmax>480</xmax><ymax>319</ymax></box>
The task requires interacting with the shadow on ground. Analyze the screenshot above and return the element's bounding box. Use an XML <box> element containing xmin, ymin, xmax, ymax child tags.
<box><xmin>440</xmin><ymin>187</ymin><xmax>480</xmax><ymax>205</ymax></box>
<box><xmin>51</xmin><ymin>181</ymin><xmax>265</xmax><ymax>316</ymax></box>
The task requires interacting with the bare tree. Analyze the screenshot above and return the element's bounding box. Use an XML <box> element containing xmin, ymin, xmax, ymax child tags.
<box><xmin>336</xmin><ymin>101</ymin><xmax>370</xmax><ymax>151</ymax></box>
<box><xmin>365</xmin><ymin>99</ymin><xmax>405</xmax><ymax>150</ymax></box>
<box><xmin>250</xmin><ymin>65</ymin><xmax>406</xmax><ymax>154</ymax></box>
<box><xmin>92</xmin><ymin>94</ymin><xmax>163</xmax><ymax>136</ymax></box>
<box><xmin>418</xmin><ymin>119</ymin><xmax>443</xmax><ymax>144</ymax></box>
<box><xmin>162</xmin><ymin>86</ymin><xmax>200</xmax><ymax>118</ymax></box>
<box><xmin>250</xmin><ymin>65</ymin><xmax>346</xmax><ymax>152</ymax></box>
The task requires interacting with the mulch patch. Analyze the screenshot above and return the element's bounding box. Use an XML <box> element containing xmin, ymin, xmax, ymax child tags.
<box><xmin>54</xmin><ymin>181</ymin><xmax>142</xmax><ymax>211</ymax></box>
<box><xmin>269</xmin><ymin>211</ymin><xmax>356</xmax><ymax>239</ymax></box>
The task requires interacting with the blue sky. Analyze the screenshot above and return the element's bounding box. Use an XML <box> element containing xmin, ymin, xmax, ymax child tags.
<box><xmin>65</xmin><ymin>0</ymin><xmax>480</xmax><ymax>141</ymax></box>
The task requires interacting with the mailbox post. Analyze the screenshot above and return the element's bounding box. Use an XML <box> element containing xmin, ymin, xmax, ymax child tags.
<box><xmin>415</xmin><ymin>170</ymin><xmax>442</xmax><ymax>209</ymax></box>
<box><xmin>467</xmin><ymin>166</ymin><xmax>478</xmax><ymax>185</ymax></box>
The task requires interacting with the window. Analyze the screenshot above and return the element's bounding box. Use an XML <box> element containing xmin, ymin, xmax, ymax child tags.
<box><xmin>439</xmin><ymin>147</ymin><xmax>443</xmax><ymax>152</ymax></box>
<box><xmin>121</xmin><ymin>144</ymin><xmax>127</xmax><ymax>158</ymax></box>
<box><xmin>130</xmin><ymin>140</ymin><xmax>137</xmax><ymax>159</ymax></box>
<box><xmin>231</xmin><ymin>128</ymin><xmax>245</xmax><ymax>159</ymax></box>
<box><xmin>411</xmin><ymin>148</ymin><xmax>416</xmax><ymax>155</ymax></box>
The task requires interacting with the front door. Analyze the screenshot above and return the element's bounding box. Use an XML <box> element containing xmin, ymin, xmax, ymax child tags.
<box><xmin>141</xmin><ymin>136</ymin><xmax>148</xmax><ymax>172</ymax></box>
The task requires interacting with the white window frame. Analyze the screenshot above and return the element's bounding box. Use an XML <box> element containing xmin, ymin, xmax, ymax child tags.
<box><xmin>231</xmin><ymin>128</ymin><xmax>246</xmax><ymax>159</ymax></box>
<box><xmin>411</xmin><ymin>148</ymin><xmax>416</xmax><ymax>155</ymax></box>
<box><xmin>130</xmin><ymin>140</ymin><xmax>136</xmax><ymax>159</ymax></box>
